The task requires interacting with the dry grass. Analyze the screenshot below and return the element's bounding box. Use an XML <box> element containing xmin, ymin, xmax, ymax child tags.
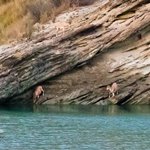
<box><xmin>0</xmin><ymin>0</ymin><xmax>96</xmax><ymax>44</ymax></box>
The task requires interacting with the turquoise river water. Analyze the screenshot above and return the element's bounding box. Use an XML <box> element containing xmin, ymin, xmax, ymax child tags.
<box><xmin>0</xmin><ymin>105</ymin><xmax>149</xmax><ymax>150</ymax></box>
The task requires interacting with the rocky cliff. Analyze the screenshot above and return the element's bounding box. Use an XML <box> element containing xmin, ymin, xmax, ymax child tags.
<box><xmin>0</xmin><ymin>0</ymin><xmax>150</xmax><ymax>105</ymax></box>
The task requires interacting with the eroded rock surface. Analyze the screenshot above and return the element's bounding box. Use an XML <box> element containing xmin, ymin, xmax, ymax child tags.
<box><xmin>0</xmin><ymin>0</ymin><xmax>150</xmax><ymax>105</ymax></box>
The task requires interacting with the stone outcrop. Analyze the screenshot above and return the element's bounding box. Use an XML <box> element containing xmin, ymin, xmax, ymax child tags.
<box><xmin>0</xmin><ymin>0</ymin><xmax>149</xmax><ymax>105</ymax></box>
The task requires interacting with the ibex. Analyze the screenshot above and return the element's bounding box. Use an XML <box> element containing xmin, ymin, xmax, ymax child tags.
<box><xmin>106</xmin><ymin>82</ymin><xmax>118</xmax><ymax>98</ymax></box>
<box><xmin>33</xmin><ymin>86</ymin><xmax>44</xmax><ymax>104</ymax></box>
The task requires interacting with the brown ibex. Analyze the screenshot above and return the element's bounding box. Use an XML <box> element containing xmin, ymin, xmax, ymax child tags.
<box><xmin>33</xmin><ymin>86</ymin><xmax>44</xmax><ymax>104</ymax></box>
<box><xmin>106</xmin><ymin>82</ymin><xmax>118</xmax><ymax>98</ymax></box>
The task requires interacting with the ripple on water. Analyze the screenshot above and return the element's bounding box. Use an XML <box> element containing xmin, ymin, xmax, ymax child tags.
<box><xmin>0</xmin><ymin>105</ymin><xmax>150</xmax><ymax>150</ymax></box>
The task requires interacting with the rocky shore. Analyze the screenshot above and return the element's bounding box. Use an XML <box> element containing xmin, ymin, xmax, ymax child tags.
<box><xmin>0</xmin><ymin>0</ymin><xmax>149</xmax><ymax>105</ymax></box>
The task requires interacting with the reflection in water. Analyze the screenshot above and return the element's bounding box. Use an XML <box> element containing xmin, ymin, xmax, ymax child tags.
<box><xmin>33</xmin><ymin>105</ymin><xmax>150</xmax><ymax>115</ymax></box>
<box><xmin>1</xmin><ymin>104</ymin><xmax>150</xmax><ymax>115</ymax></box>
<box><xmin>0</xmin><ymin>104</ymin><xmax>149</xmax><ymax>150</ymax></box>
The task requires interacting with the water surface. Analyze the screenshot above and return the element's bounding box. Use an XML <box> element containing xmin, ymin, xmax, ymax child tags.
<box><xmin>0</xmin><ymin>105</ymin><xmax>150</xmax><ymax>150</ymax></box>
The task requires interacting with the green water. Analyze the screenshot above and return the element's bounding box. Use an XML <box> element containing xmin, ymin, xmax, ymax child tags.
<box><xmin>0</xmin><ymin>105</ymin><xmax>150</xmax><ymax>150</ymax></box>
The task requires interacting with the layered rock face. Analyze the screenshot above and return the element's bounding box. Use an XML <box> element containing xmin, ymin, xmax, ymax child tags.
<box><xmin>0</xmin><ymin>0</ymin><xmax>150</xmax><ymax>105</ymax></box>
